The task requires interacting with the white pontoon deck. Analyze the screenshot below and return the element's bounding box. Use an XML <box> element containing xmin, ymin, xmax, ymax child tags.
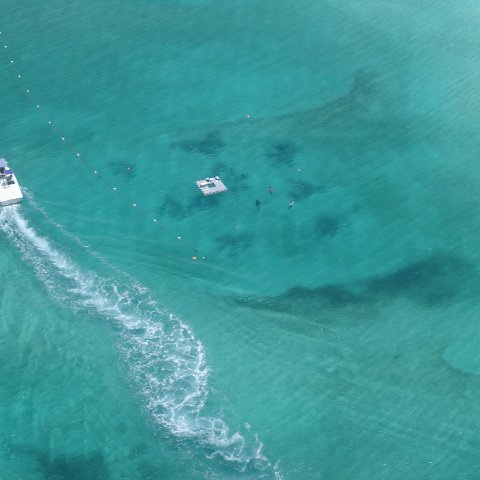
<box><xmin>195</xmin><ymin>176</ymin><xmax>228</xmax><ymax>196</ymax></box>
<box><xmin>0</xmin><ymin>158</ymin><xmax>23</xmax><ymax>206</ymax></box>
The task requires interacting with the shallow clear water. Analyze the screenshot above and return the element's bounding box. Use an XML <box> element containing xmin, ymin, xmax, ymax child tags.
<box><xmin>2</xmin><ymin>1</ymin><xmax>480</xmax><ymax>478</ymax></box>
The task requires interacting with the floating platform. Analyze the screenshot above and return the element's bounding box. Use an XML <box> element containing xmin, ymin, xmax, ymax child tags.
<box><xmin>0</xmin><ymin>158</ymin><xmax>23</xmax><ymax>207</ymax></box>
<box><xmin>196</xmin><ymin>176</ymin><xmax>228</xmax><ymax>196</ymax></box>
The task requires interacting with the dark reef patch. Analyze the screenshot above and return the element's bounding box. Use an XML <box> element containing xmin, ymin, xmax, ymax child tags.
<box><xmin>364</xmin><ymin>256</ymin><xmax>470</xmax><ymax>306</ymax></box>
<box><xmin>236</xmin><ymin>254</ymin><xmax>474</xmax><ymax>315</ymax></box>
<box><xmin>211</xmin><ymin>162</ymin><xmax>249</xmax><ymax>192</ymax></box>
<box><xmin>236</xmin><ymin>284</ymin><xmax>362</xmax><ymax>319</ymax></box>
<box><xmin>172</xmin><ymin>131</ymin><xmax>226</xmax><ymax>156</ymax></box>
<box><xmin>289</xmin><ymin>180</ymin><xmax>322</xmax><ymax>201</ymax></box>
<box><xmin>265</xmin><ymin>142</ymin><xmax>297</xmax><ymax>166</ymax></box>
<box><xmin>188</xmin><ymin>193</ymin><xmax>221</xmax><ymax>211</ymax></box>
<box><xmin>281</xmin><ymin>285</ymin><xmax>362</xmax><ymax>308</ymax></box>
<box><xmin>314</xmin><ymin>214</ymin><xmax>341</xmax><ymax>238</ymax></box>
<box><xmin>33</xmin><ymin>450</ymin><xmax>109</xmax><ymax>480</ymax></box>
<box><xmin>107</xmin><ymin>161</ymin><xmax>136</xmax><ymax>181</ymax></box>
<box><xmin>158</xmin><ymin>192</ymin><xmax>221</xmax><ymax>220</ymax></box>
<box><xmin>157</xmin><ymin>195</ymin><xmax>188</xmax><ymax>220</ymax></box>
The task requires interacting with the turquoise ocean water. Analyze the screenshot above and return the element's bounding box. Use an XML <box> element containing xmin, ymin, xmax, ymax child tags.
<box><xmin>2</xmin><ymin>1</ymin><xmax>480</xmax><ymax>478</ymax></box>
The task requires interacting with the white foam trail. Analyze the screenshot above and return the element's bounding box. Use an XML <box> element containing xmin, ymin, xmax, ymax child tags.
<box><xmin>0</xmin><ymin>205</ymin><xmax>282</xmax><ymax>478</ymax></box>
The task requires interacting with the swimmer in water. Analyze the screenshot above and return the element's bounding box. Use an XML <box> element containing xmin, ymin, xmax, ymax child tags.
<box><xmin>255</xmin><ymin>199</ymin><xmax>261</xmax><ymax>209</ymax></box>
<box><xmin>268</xmin><ymin>185</ymin><xmax>273</xmax><ymax>195</ymax></box>
<box><xmin>288</xmin><ymin>199</ymin><xmax>294</xmax><ymax>208</ymax></box>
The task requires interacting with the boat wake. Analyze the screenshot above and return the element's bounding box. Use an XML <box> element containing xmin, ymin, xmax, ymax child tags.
<box><xmin>0</xmin><ymin>205</ymin><xmax>282</xmax><ymax>479</ymax></box>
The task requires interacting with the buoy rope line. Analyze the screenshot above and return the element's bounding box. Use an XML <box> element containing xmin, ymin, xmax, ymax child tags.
<box><xmin>0</xmin><ymin>31</ymin><xmax>204</xmax><ymax>261</ymax></box>
<box><xmin>0</xmin><ymin>32</ymin><xmax>266</xmax><ymax>286</ymax></box>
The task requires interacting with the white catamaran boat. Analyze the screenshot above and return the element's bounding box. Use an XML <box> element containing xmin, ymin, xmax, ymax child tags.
<box><xmin>0</xmin><ymin>158</ymin><xmax>23</xmax><ymax>206</ymax></box>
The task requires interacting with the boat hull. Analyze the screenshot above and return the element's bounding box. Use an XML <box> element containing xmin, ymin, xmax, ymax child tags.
<box><xmin>0</xmin><ymin>173</ymin><xmax>23</xmax><ymax>206</ymax></box>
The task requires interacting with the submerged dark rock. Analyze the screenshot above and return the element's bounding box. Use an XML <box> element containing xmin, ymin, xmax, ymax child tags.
<box><xmin>236</xmin><ymin>254</ymin><xmax>475</xmax><ymax>314</ymax></box>
<box><xmin>157</xmin><ymin>195</ymin><xmax>188</xmax><ymax>220</ymax></box>
<box><xmin>107</xmin><ymin>161</ymin><xmax>136</xmax><ymax>182</ymax></box>
<box><xmin>289</xmin><ymin>180</ymin><xmax>321</xmax><ymax>201</ymax></box>
<box><xmin>157</xmin><ymin>192</ymin><xmax>222</xmax><ymax>220</ymax></box>
<box><xmin>188</xmin><ymin>193</ymin><xmax>220</xmax><ymax>211</ymax></box>
<box><xmin>265</xmin><ymin>142</ymin><xmax>297</xmax><ymax>166</ymax></box>
<box><xmin>34</xmin><ymin>451</ymin><xmax>109</xmax><ymax>480</ymax></box>
<box><xmin>211</xmin><ymin>162</ymin><xmax>249</xmax><ymax>192</ymax></box>
<box><xmin>365</xmin><ymin>255</ymin><xmax>471</xmax><ymax>306</ymax></box>
<box><xmin>314</xmin><ymin>214</ymin><xmax>341</xmax><ymax>238</ymax></box>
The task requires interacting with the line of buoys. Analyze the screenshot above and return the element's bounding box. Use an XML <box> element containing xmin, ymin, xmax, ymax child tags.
<box><xmin>0</xmin><ymin>32</ymin><xmax>292</xmax><ymax>293</ymax></box>
<box><xmin>0</xmin><ymin>31</ymin><xmax>201</xmax><ymax>261</ymax></box>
